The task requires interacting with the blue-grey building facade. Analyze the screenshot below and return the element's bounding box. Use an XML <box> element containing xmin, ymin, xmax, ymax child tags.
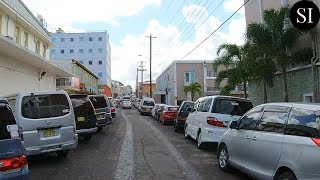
<box><xmin>50</xmin><ymin>30</ymin><xmax>111</xmax><ymax>89</ymax></box>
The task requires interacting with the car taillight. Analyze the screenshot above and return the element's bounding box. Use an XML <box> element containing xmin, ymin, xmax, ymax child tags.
<box><xmin>207</xmin><ymin>117</ymin><xmax>225</xmax><ymax>127</ymax></box>
<box><xmin>0</xmin><ymin>155</ymin><xmax>28</xmax><ymax>171</ymax></box>
<box><xmin>312</xmin><ymin>138</ymin><xmax>320</xmax><ymax>147</ymax></box>
<box><xmin>111</xmin><ymin>107</ymin><xmax>115</xmax><ymax>112</ymax></box>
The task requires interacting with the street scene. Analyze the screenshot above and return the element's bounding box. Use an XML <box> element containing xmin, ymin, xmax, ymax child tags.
<box><xmin>0</xmin><ymin>0</ymin><xmax>320</xmax><ymax>180</ymax></box>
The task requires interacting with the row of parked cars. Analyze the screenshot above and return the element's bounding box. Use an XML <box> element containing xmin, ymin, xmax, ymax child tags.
<box><xmin>134</xmin><ymin>95</ymin><xmax>320</xmax><ymax>180</ymax></box>
<box><xmin>0</xmin><ymin>90</ymin><xmax>117</xmax><ymax>179</ymax></box>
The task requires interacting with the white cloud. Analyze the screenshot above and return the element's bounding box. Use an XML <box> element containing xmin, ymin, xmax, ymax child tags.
<box><xmin>224</xmin><ymin>0</ymin><xmax>246</xmax><ymax>15</ymax></box>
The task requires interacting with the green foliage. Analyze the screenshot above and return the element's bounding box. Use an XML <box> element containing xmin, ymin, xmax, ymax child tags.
<box><xmin>184</xmin><ymin>82</ymin><xmax>202</xmax><ymax>101</ymax></box>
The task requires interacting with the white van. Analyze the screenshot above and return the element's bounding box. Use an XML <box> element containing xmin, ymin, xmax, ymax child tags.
<box><xmin>139</xmin><ymin>97</ymin><xmax>155</xmax><ymax>116</ymax></box>
<box><xmin>5</xmin><ymin>91</ymin><xmax>78</xmax><ymax>157</ymax></box>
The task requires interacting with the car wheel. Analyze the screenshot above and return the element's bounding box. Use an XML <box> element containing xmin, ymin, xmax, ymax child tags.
<box><xmin>184</xmin><ymin>124</ymin><xmax>190</xmax><ymax>139</ymax></box>
<box><xmin>57</xmin><ymin>150</ymin><xmax>69</xmax><ymax>159</ymax></box>
<box><xmin>84</xmin><ymin>134</ymin><xmax>92</xmax><ymax>141</ymax></box>
<box><xmin>218</xmin><ymin>144</ymin><xmax>231</xmax><ymax>172</ymax></box>
<box><xmin>97</xmin><ymin>126</ymin><xmax>103</xmax><ymax>132</ymax></box>
<box><xmin>276</xmin><ymin>171</ymin><xmax>296</xmax><ymax>180</ymax></box>
<box><xmin>197</xmin><ymin>131</ymin><xmax>204</xmax><ymax>149</ymax></box>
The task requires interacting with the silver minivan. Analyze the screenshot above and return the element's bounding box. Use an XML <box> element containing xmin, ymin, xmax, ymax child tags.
<box><xmin>5</xmin><ymin>91</ymin><xmax>78</xmax><ymax>157</ymax></box>
<box><xmin>218</xmin><ymin>103</ymin><xmax>320</xmax><ymax>180</ymax></box>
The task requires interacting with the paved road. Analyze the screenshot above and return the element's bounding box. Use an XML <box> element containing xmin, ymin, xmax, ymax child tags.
<box><xmin>29</xmin><ymin>108</ymin><xmax>251</xmax><ymax>180</ymax></box>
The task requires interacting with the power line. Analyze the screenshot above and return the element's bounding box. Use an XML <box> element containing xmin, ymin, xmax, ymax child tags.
<box><xmin>159</xmin><ymin>0</ymin><xmax>166</xmax><ymax>13</ymax></box>
<box><xmin>179</xmin><ymin>0</ymin><xmax>251</xmax><ymax>60</ymax></box>
<box><xmin>163</xmin><ymin>0</ymin><xmax>174</xmax><ymax>17</ymax></box>
<box><xmin>167</xmin><ymin>0</ymin><xmax>187</xmax><ymax>25</ymax></box>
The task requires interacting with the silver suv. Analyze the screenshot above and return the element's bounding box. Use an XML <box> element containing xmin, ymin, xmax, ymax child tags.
<box><xmin>217</xmin><ymin>103</ymin><xmax>320</xmax><ymax>180</ymax></box>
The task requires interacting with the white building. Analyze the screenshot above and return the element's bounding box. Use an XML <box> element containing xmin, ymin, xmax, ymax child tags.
<box><xmin>0</xmin><ymin>0</ymin><xmax>72</xmax><ymax>96</ymax></box>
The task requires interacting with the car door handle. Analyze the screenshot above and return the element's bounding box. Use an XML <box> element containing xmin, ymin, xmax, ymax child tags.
<box><xmin>245</xmin><ymin>136</ymin><xmax>250</xmax><ymax>140</ymax></box>
<box><xmin>251</xmin><ymin>136</ymin><xmax>257</xmax><ymax>141</ymax></box>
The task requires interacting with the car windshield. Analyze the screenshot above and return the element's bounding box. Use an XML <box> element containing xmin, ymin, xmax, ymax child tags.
<box><xmin>89</xmin><ymin>96</ymin><xmax>108</xmax><ymax>109</ymax></box>
<box><xmin>70</xmin><ymin>95</ymin><xmax>94</xmax><ymax>115</ymax></box>
<box><xmin>143</xmin><ymin>101</ymin><xmax>154</xmax><ymax>106</ymax></box>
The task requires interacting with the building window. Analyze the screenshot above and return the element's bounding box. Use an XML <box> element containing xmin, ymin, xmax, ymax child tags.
<box><xmin>79</xmin><ymin>49</ymin><xmax>83</xmax><ymax>53</ymax></box>
<box><xmin>61</xmin><ymin>38</ymin><xmax>65</xmax><ymax>42</ymax></box>
<box><xmin>98</xmin><ymin>48</ymin><xmax>102</xmax><ymax>53</ymax></box>
<box><xmin>98</xmin><ymin>37</ymin><xmax>102</xmax><ymax>41</ymax></box>
<box><xmin>89</xmin><ymin>49</ymin><xmax>93</xmax><ymax>53</ymax></box>
<box><xmin>98</xmin><ymin>72</ymin><xmax>103</xmax><ymax>77</ymax></box>
<box><xmin>61</xmin><ymin>49</ymin><xmax>65</xmax><ymax>54</ymax></box>
<box><xmin>184</xmin><ymin>72</ymin><xmax>196</xmax><ymax>83</ymax></box>
<box><xmin>303</xmin><ymin>93</ymin><xmax>313</xmax><ymax>102</ymax></box>
<box><xmin>207</xmin><ymin>70</ymin><xmax>217</xmax><ymax>78</ymax></box>
<box><xmin>79</xmin><ymin>37</ymin><xmax>84</xmax><ymax>42</ymax></box>
<box><xmin>89</xmin><ymin>61</ymin><xmax>93</xmax><ymax>65</ymax></box>
<box><xmin>70</xmin><ymin>49</ymin><xmax>74</xmax><ymax>53</ymax></box>
<box><xmin>79</xmin><ymin>61</ymin><xmax>83</xmax><ymax>64</ymax></box>
<box><xmin>98</xmin><ymin>61</ymin><xmax>102</xmax><ymax>65</ymax></box>
<box><xmin>89</xmin><ymin>37</ymin><xmax>93</xmax><ymax>41</ymax></box>
<box><xmin>23</xmin><ymin>31</ymin><xmax>28</xmax><ymax>47</ymax></box>
<box><xmin>14</xmin><ymin>26</ymin><xmax>21</xmax><ymax>44</ymax></box>
<box><xmin>35</xmin><ymin>40</ymin><xmax>40</xmax><ymax>54</ymax></box>
<box><xmin>70</xmin><ymin>37</ymin><xmax>74</xmax><ymax>42</ymax></box>
<box><xmin>42</xmin><ymin>45</ymin><xmax>47</xmax><ymax>58</ymax></box>
<box><xmin>51</xmin><ymin>37</ymin><xmax>56</xmax><ymax>42</ymax></box>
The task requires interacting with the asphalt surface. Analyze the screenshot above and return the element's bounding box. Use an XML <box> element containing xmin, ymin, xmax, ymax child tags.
<box><xmin>28</xmin><ymin>108</ymin><xmax>251</xmax><ymax>180</ymax></box>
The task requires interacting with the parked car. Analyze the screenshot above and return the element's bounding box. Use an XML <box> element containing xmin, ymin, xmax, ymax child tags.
<box><xmin>122</xmin><ymin>99</ymin><xmax>132</xmax><ymax>109</ymax></box>
<box><xmin>184</xmin><ymin>96</ymin><xmax>253</xmax><ymax>149</ymax></box>
<box><xmin>151</xmin><ymin>104</ymin><xmax>162</xmax><ymax>118</ymax></box>
<box><xmin>160</xmin><ymin>105</ymin><xmax>179</xmax><ymax>125</ymax></box>
<box><xmin>107</xmin><ymin>97</ymin><xmax>116</xmax><ymax>118</ymax></box>
<box><xmin>89</xmin><ymin>95</ymin><xmax>112</xmax><ymax>132</ymax></box>
<box><xmin>217</xmin><ymin>102</ymin><xmax>320</xmax><ymax>180</ymax></box>
<box><xmin>0</xmin><ymin>100</ymin><xmax>29</xmax><ymax>179</ymax></box>
<box><xmin>174</xmin><ymin>101</ymin><xmax>194</xmax><ymax>132</ymax></box>
<box><xmin>155</xmin><ymin>104</ymin><xmax>166</xmax><ymax>121</ymax></box>
<box><xmin>139</xmin><ymin>98</ymin><xmax>155</xmax><ymax>116</ymax></box>
<box><xmin>5</xmin><ymin>91</ymin><xmax>78</xmax><ymax>157</ymax></box>
<box><xmin>134</xmin><ymin>99</ymin><xmax>141</xmax><ymax>108</ymax></box>
<box><xmin>69</xmin><ymin>95</ymin><xmax>97</xmax><ymax>141</ymax></box>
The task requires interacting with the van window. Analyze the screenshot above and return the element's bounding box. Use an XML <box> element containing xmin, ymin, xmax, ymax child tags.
<box><xmin>143</xmin><ymin>100</ymin><xmax>154</xmax><ymax>106</ymax></box>
<box><xmin>179</xmin><ymin>102</ymin><xmax>194</xmax><ymax>116</ymax></box>
<box><xmin>89</xmin><ymin>96</ymin><xmax>108</xmax><ymax>109</ymax></box>
<box><xmin>197</xmin><ymin>99</ymin><xmax>206</xmax><ymax>112</ymax></box>
<box><xmin>257</xmin><ymin>111</ymin><xmax>288</xmax><ymax>133</ymax></box>
<box><xmin>285</xmin><ymin>108</ymin><xmax>320</xmax><ymax>138</ymax></box>
<box><xmin>203</xmin><ymin>98</ymin><xmax>213</xmax><ymax>112</ymax></box>
<box><xmin>239</xmin><ymin>111</ymin><xmax>262</xmax><ymax>130</ymax></box>
<box><xmin>22</xmin><ymin>94</ymin><xmax>70</xmax><ymax>119</ymax></box>
<box><xmin>168</xmin><ymin>107</ymin><xmax>178</xmax><ymax>111</ymax></box>
<box><xmin>212</xmin><ymin>98</ymin><xmax>253</xmax><ymax>116</ymax></box>
<box><xmin>0</xmin><ymin>104</ymin><xmax>16</xmax><ymax>140</ymax></box>
<box><xmin>70</xmin><ymin>96</ymin><xmax>94</xmax><ymax>115</ymax></box>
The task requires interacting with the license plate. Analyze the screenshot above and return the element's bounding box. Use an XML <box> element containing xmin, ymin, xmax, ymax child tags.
<box><xmin>97</xmin><ymin>114</ymin><xmax>105</xmax><ymax>120</ymax></box>
<box><xmin>43</xmin><ymin>129</ymin><xmax>55</xmax><ymax>137</ymax></box>
<box><xmin>77</xmin><ymin>117</ymin><xmax>85</xmax><ymax>122</ymax></box>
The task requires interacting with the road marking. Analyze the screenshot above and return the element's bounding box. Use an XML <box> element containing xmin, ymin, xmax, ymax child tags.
<box><xmin>114</xmin><ymin>111</ymin><xmax>134</xmax><ymax>180</ymax></box>
<box><xmin>141</xmin><ymin>117</ymin><xmax>200</xmax><ymax>179</ymax></box>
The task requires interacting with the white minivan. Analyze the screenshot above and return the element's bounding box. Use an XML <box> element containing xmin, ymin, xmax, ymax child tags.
<box><xmin>5</xmin><ymin>91</ymin><xmax>78</xmax><ymax>157</ymax></box>
<box><xmin>184</xmin><ymin>96</ymin><xmax>253</xmax><ymax>149</ymax></box>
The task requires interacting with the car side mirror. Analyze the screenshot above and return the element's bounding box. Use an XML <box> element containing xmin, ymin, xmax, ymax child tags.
<box><xmin>229</xmin><ymin>121</ymin><xmax>238</xmax><ymax>129</ymax></box>
<box><xmin>186</xmin><ymin>107</ymin><xmax>192</xmax><ymax>112</ymax></box>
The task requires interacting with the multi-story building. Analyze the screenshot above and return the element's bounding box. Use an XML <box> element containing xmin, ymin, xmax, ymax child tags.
<box><xmin>245</xmin><ymin>0</ymin><xmax>320</xmax><ymax>105</ymax></box>
<box><xmin>50</xmin><ymin>29</ymin><xmax>112</xmax><ymax>96</ymax></box>
<box><xmin>138</xmin><ymin>81</ymin><xmax>156</xmax><ymax>98</ymax></box>
<box><xmin>0</xmin><ymin>0</ymin><xmax>72</xmax><ymax>96</ymax></box>
<box><xmin>155</xmin><ymin>60</ymin><xmax>246</xmax><ymax>105</ymax></box>
<box><xmin>53</xmin><ymin>59</ymin><xmax>99</xmax><ymax>94</ymax></box>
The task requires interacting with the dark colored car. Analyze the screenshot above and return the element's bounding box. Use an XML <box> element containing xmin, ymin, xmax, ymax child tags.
<box><xmin>70</xmin><ymin>95</ymin><xmax>97</xmax><ymax>140</ymax></box>
<box><xmin>89</xmin><ymin>95</ymin><xmax>112</xmax><ymax>132</ymax></box>
<box><xmin>174</xmin><ymin>101</ymin><xmax>194</xmax><ymax>132</ymax></box>
<box><xmin>155</xmin><ymin>104</ymin><xmax>166</xmax><ymax>121</ymax></box>
<box><xmin>0</xmin><ymin>100</ymin><xmax>29</xmax><ymax>179</ymax></box>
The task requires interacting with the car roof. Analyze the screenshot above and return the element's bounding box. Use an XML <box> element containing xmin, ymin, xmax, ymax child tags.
<box><xmin>5</xmin><ymin>90</ymin><xmax>68</xmax><ymax>98</ymax></box>
<box><xmin>256</xmin><ymin>102</ymin><xmax>320</xmax><ymax>111</ymax></box>
<box><xmin>142</xmin><ymin>97</ymin><xmax>154</xmax><ymax>101</ymax></box>
<box><xmin>198</xmin><ymin>95</ymin><xmax>251</xmax><ymax>102</ymax></box>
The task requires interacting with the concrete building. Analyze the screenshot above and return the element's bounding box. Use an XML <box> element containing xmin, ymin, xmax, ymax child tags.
<box><xmin>0</xmin><ymin>0</ymin><xmax>72</xmax><ymax>96</ymax></box>
<box><xmin>53</xmin><ymin>59</ymin><xmax>99</xmax><ymax>94</ymax></box>
<box><xmin>138</xmin><ymin>81</ymin><xmax>156</xmax><ymax>98</ymax></box>
<box><xmin>155</xmin><ymin>60</ymin><xmax>246</xmax><ymax>105</ymax></box>
<box><xmin>245</xmin><ymin>0</ymin><xmax>320</xmax><ymax>105</ymax></box>
<box><xmin>50</xmin><ymin>30</ymin><xmax>112</xmax><ymax>96</ymax></box>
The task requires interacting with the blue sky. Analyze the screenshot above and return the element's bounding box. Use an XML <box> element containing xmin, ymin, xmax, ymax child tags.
<box><xmin>24</xmin><ymin>0</ymin><xmax>247</xmax><ymax>89</ymax></box>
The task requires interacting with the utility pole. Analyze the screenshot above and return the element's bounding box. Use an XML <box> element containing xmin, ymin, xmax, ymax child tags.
<box><xmin>146</xmin><ymin>34</ymin><xmax>157</xmax><ymax>98</ymax></box>
<box><xmin>138</xmin><ymin>61</ymin><xmax>146</xmax><ymax>99</ymax></box>
<box><xmin>135</xmin><ymin>68</ymin><xmax>139</xmax><ymax>98</ymax></box>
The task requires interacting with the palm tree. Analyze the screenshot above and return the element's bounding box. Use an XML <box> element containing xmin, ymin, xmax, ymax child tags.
<box><xmin>184</xmin><ymin>82</ymin><xmax>202</xmax><ymax>101</ymax></box>
<box><xmin>246</xmin><ymin>6</ymin><xmax>311</xmax><ymax>102</ymax></box>
<box><xmin>213</xmin><ymin>43</ymin><xmax>250</xmax><ymax>98</ymax></box>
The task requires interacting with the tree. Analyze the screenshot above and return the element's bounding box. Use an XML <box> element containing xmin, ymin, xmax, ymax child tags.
<box><xmin>213</xmin><ymin>43</ymin><xmax>250</xmax><ymax>98</ymax></box>
<box><xmin>246</xmin><ymin>6</ymin><xmax>311</xmax><ymax>102</ymax></box>
<box><xmin>184</xmin><ymin>82</ymin><xmax>202</xmax><ymax>101</ymax></box>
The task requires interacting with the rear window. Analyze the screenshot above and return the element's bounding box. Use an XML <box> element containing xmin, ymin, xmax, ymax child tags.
<box><xmin>70</xmin><ymin>96</ymin><xmax>94</xmax><ymax>115</ymax></box>
<box><xmin>22</xmin><ymin>94</ymin><xmax>70</xmax><ymax>119</ymax></box>
<box><xmin>212</xmin><ymin>98</ymin><xmax>253</xmax><ymax>116</ymax></box>
<box><xmin>143</xmin><ymin>101</ymin><xmax>154</xmax><ymax>106</ymax></box>
<box><xmin>89</xmin><ymin>96</ymin><xmax>108</xmax><ymax>109</ymax></box>
<box><xmin>285</xmin><ymin>108</ymin><xmax>320</xmax><ymax>138</ymax></box>
<box><xmin>168</xmin><ymin>107</ymin><xmax>178</xmax><ymax>111</ymax></box>
<box><xmin>179</xmin><ymin>102</ymin><xmax>194</xmax><ymax>116</ymax></box>
<box><xmin>0</xmin><ymin>104</ymin><xmax>16</xmax><ymax>140</ymax></box>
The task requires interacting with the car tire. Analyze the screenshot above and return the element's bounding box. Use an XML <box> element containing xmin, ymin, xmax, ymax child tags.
<box><xmin>97</xmin><ymin>126</ymin><xmax>103</xmax><ymax>132</ymax></box>
<box><xmin>57</xmin><ymin>150</ymin><xmax>69</xmax><ymax>159</ymax></box>
<box><xmin>184</xmin><ymin>124</ymin><xmax>191</xmax><ymax>139</ymax></box>
<box><xmin>197</xmin><ymin>131</ymin><xmax>204</xmax><ymax>149</ymax></box>
<box><xmin>84</xmin><ymin>134</ymin><xmax>92</xmax><ymax>141</ymax></box>
<box><xmin>276</xmin><ymin>171</ymin><xmax>296</xmax><ymax>180</ymax></box>
<box><xmin>218</xmin><ymin>144</ymin><xmax>231</xmax><ymax>172</ymax></box>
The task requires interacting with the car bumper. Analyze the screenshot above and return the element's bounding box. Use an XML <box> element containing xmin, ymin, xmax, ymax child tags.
<box><xmin>76</xmin><ymin>127</ymin><xmax>97</xmax><ymax>134</ymax></box>
<box><xmin>201</xmin><ymin>127</ymin><xmax>228</xmax><ymax>143</ymax></box>
<box><xmin>122</xmin><ymin>105</ymin><xmax>131</xmax><ymax>108</ymax></box>
<box><xmin>97</xmin><ymin>115</ymin><xmax>112</xmax><ymax>126</ymax></box>
<box><xmin>23</xmin><ymin>134</ymin><xmax>78</xmax><ymax>156</ymax></box>
<box><xmin>140</xmin><ymin>109</ymin><xmax>152</xmax><ymax>113</ymax></box>
<box><xmin>0</xmin><ymin>166</ymin><xmax>29</xmax><ymax>180</ymax></box>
